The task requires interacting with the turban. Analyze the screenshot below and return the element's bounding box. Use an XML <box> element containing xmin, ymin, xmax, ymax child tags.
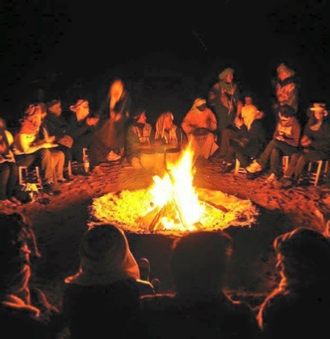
<box><xmin>218</xmin><ymin>68</ymin><xmax>234</xmax><ymax>80</ymax></box>
<box><xmin>193</xmin><ymin>98</ymin><xmax>206</xmax><ymax>108</ymax></box>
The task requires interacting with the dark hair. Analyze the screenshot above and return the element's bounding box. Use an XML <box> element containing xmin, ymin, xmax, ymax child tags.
<box><xmin>46</xmin><ymin>99</ymin><xmax>61</xmax><ymax>109</ymax></box>
<box><xmin>274</xmin><ymin>227</ymin><xmax>330</xmax><ymax>282</ymax></box>
<box><xmin>170</xmin><ymin>230</ymin><xmax>233</xmax><ymax>294</ymax></box>
<box><xmin>277</xmin><ymin>104</ymin><xmax>295</xmax><ymax>117</ymax></box>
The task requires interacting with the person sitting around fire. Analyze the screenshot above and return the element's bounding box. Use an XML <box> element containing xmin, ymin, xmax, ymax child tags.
<box><xmin>154</xmin><ymin>111</ymin><xmax>187</xmax><ymax>151</ymax></box>
<box><xmin>13</xmin><ymin>104</ymin><xmax>58</xmax><ymax>194</ymax></box>
<box><xmin>44</xmin><ymin>99</ymin><xmax>74</xmax><ymax>179</ymax></box>
<box><xmin>38</xmin><ymin>102</ymin><xmax>67</xmax><ymax>183</ymax></box>
<box><xmin>62</xmin><ymin>223</ymin><xmax>156</xmax><ymax>339</ymax></box>
<box><xmin>128</xmin><ymin>230</ymin><xmax>261</xmax><ymax>338</ymax></box>
<box><xmin>181</xmin><ymin>98</ymin><xmax>219</xmax><ymax>165</ymax></box>
<box><xmin>125</xmin><ymin>108</ymin><xmax>154</xmax><ymax>168</ymax></box>
<box><xmin>218</xmin><ymin>104</ymin><xmax>266</xmax><ymax>173</ymax></box>
<box><xmin>0</xmin><ymin>117</ymin><xmax>22</xmax><ymax>207</ymax></box>
<box><xmin>257</xmin><ymin>227</ymin><xmax>330</xmax><ymax>338</ymax></box>
<box><xmin>67</xmin><ymin>99</ymin><xmax>100</xmax><ymax>173</ymax></box>
<box><xmin>273</xmin><ymin>101</ymin><xmax>330</xmax><ymax>189</ymax></box>
<box><xmin>245</xmin><ymin>104</ymin><xmax>301</xmax><ymax>184</ymax></box>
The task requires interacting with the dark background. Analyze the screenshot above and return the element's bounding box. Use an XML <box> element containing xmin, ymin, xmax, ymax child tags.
<box><xmin>1</xmin><ymin>0</ymin><xmax>329</xmax><ymax>128</ymax></box>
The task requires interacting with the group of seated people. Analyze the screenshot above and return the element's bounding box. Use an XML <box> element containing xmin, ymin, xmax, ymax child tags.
<box><xmin>1</xmin><ymin>74</ymin><xmax>329</xmax><ymax>207</ymax></box>
<box><xmin>0</xmin><ymin>98</ymin><xmax>103</xmax><ymax>206</ymax></box>
<box><xmin>1</xmin><ymin>210</ymin><xmax>330</xmax><ymax>338</ymax></box>
<box><xmin>208</xmin><ymin>100</ymin><xmax>329</xmax><ymax>189</ymax></box>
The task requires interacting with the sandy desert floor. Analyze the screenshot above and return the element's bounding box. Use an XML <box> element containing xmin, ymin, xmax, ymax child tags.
<box><xmin>3</xmin><ymin>156</ymin><xmax>330</xmax><ymax>315</ymax></box>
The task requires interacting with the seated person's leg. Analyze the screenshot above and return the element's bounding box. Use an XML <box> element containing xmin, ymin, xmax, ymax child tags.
<box><xmin>0</xmin><ymin>163</ymin><xmax>10</xmax><ymax>201</ymax></box>
<box><xmin>38</xmin><ymin>148</ymin><xmax>55</xmax><ymax>183</ymax></box>
<box><xmin>15</xmin><ymin>154</ymin><xmax>36</xmax><ymax>167</ymax></box>
<box><xmin>51</xmin><ymin>150</ymin><xmax>65</xmax><ymax>181</ymax></box>
<box><xmin>8</xmin><ymin>162</ymin><xmax>19</xmax><ymax>198</ymax></box>
<box><xmin>219</xmin><ymin>127</ymin><xmax>240</xmax><ymax>157</ymax></box>
<box><xmin>269</xmin><ymin>147</ymin><xmax>282</xmax><ymax>178</ymax></box>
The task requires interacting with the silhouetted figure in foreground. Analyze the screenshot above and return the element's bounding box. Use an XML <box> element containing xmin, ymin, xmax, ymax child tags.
<box><xmin>129</xmin><ymin>230</ymin><xmax>261</xmax><ymax>339</ymax></box>
<box><xmin>257</xmin><ymin>227</ymin><xmax>330</xmax><ymax>338</ymax></box>
<box><xmin>0</xmin><ymin>212</ymin><xmax>64</xmax><ymax>339</ymax></box>
<box><xmin>62</xmin><ymin>223</ymin><xmax>155</xmax><ymax>339</ymax></box>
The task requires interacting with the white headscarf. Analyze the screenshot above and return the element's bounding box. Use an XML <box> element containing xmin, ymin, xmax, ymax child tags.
<box><xmin>155</xmin><ymin>112</ymin><xmax>174</xmax><ymax>140</ymax></box>
<box><xmin>191</xmin><ymin>98</ymin><xmax>207</xmax><ymax>114</ymax></box>
<box><xmin>241</xmin><ymin>104</ymin><xmax>258</xmax><ymax>130</ymax></box>
<box><xmin>65</xmin><ymin>224</ymin><xmax>140</xmax><ymax>286</ymax></box>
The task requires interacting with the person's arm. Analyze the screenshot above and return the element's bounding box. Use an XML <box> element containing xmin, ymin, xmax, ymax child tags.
<box><xmin>309</xmin><ymin>122</ymin><xmax>330</xmax><ymax>151</ymax></box>
<box><xmin>67</xmin><ymin>117</ymin><xmax>91</xmax><ymax>139</ymax></box>
<box><xmin>284</xmin><ymin>120</ymin><xmax>301</xmax><ymax>147</ymax></box>
<box><xmin>236</xmin><ymin>100</ymin><xmax>243</xmax><ymax>117</ymax></box>
<box><xmin>15</xmin><ymin>133</ymin><xmax>49</xmax><ymax>154</ymax></box>
<box><xmin>207</xmin><ymin>111</ymin><xmax>218</xmax><ymax>131</ymax></box>
<box><xmin>208</xmin><ymin>83</ymin><xmax>219</xmax><ymax>107</ymax></box>
<box><xmin>181</xmin><ymin>112</ymin><xmax>196</xmax><ymax>135</ymax></box>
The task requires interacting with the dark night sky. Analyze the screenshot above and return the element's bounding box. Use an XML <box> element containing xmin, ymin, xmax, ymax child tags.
<box><xmin>0</xmin><ymin>0</ymin><xmax>330</xmax><ymax>123</ymax></box>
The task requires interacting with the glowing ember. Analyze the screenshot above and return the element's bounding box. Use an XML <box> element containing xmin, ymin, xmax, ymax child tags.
<box><xmin>89</xmin><ymin>147</ymin><xmax>259</xmax><ymax>236</ymax></box>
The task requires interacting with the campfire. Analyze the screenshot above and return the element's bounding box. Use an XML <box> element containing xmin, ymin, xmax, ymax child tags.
<box><xmin>89</xmin><ymin>147</ymin><xmax>259</xmax><ymax>237</ymax></box>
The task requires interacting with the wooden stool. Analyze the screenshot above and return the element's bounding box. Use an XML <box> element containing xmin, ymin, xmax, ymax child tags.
<box><xmin>18</xmin><ymin>166</ymin><xmax>43</xmax><ymax>190</ymax></box>
<box><xmin>235</xmin><ymin>155</ymin><xmax>290</xmax><ymax>176</ymax></box>
<box><xmin>307</xmin><ymin>160</ymin><xmax>329</xmax><ymax>186</ymax></box>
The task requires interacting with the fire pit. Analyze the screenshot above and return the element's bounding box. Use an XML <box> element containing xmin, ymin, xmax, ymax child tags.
<box><xmin>89</xmin><ymin>148</ymin><xmax>259</xmax><ymax>237</ymax></box>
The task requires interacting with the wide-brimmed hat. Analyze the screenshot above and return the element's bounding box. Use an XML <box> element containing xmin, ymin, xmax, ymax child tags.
<box><xmin>24</xmin><ymin>103</ymin><xmax>42</xmax><ymax>117</ymax></box>
<box><xmin>132</xmin><ymin>108</ymin><xmax>146</xmax><ymax>120</ymax></box>
<box><xmin>218</xmin><ymin>67</ymin><xmax>234</xmax><ymax>80</ymax></box>
<box><xmin>310</xmin><ymin>102</ymin><xmax>328</xmax><ymax>114</ymax></box>
<box><xmin>70</xmin><ymin>99</ymin><xmax>88</xmax><ymax>112</ymax></box>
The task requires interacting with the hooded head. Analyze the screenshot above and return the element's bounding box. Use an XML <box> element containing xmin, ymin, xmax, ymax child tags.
<box><xmin>155</xmin><ymin>111</ymin><xmax>174</xmax><ymax>139</ymax></box>
<box><xmin>241</xmin><ymin>104</ymin><xmax>263</xmax><ymax>130</ymax></box>
<box><xmin>64</xmin><ymin>224</ymin><xmax>140</xmax><ymax>286</ymax></box>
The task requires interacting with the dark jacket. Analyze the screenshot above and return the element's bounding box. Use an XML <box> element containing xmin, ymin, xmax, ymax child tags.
<box><xmin>62</xmin><ymin>278</ymin><xmax>154</xmax><ymax>339</ymax></box>
<box><xmin>129</xmin><ymin>292</ymin><xmax>261</xmax><ymax>339</ymax></box>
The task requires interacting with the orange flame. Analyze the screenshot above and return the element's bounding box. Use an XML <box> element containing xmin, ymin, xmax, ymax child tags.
<box><xmin>149</xmin><ymin>146</ymin><xmax>204</xmax><ymax>231</ymax></box>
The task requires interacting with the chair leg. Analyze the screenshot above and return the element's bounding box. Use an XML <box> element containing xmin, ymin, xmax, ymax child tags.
<box><xmin>314</xmin><ymin>160</ymin><xmax>323</xmax><ymax>186</ymax></box>
<box><xmin>67</xmin><ymin>160</ymin><xmax>72</xmax><ymax>177</ymax></box>
<box><xmin>234</xmin><ymin>159</ymin><xmax>240</xmax><ymax>175</ymax></box>
<box><xmin>282</xmin><ymin>156</ymin><xmax>289</xmax><ymax>172</ymax></box>
<box><xmin>18</xmin><ymin>166</ymin><xmax>28</xmax><ymax>186</ymax></box>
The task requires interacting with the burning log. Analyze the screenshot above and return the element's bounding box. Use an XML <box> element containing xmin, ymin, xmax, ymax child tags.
<box><xmin>149</xmin><ymin>203</ymin><xmax>173</xmax><ymax>231</ymax></box>
<box><xmin>198</xmin><ymin>197</ymin><xmax>228</xmax><ymax>213</ymax></box>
